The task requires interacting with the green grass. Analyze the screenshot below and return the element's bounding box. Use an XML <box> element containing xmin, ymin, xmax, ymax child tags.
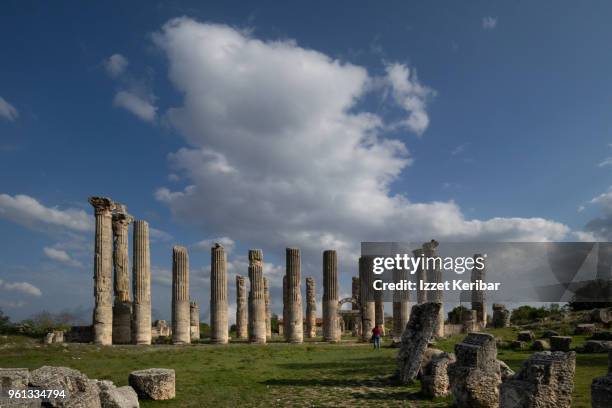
<box><xmin>0</xmin><ymin>331</ymin><xmax>608</xmax><ymax>407</ymax></box>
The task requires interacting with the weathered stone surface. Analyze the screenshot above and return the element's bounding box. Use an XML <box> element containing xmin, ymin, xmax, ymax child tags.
<box><xmin>0</xmin><ymin>368</ymin><xmax>29</xmax><ymax>392</ymax></box>
<box><xmin>419</xmin><ymin>348</ymin><xmax>444</xmax><ymax>378</ymax></box>
<box><xmin>128</xmin><ymin>368</ymin><xmax>175</xmax><ymax>401</ymax></box>
<box><xmin>541</xmin><ymin>330</ymin><xmax>559</xmax><ymax>339</ymax></box>
<box><xmin>172</xmin><ymin>246</ymin><xmax>190</xmax><ymax>345</ymax></box>
<box><xmin>492</xmin><ymin>304</ymin><xmax>510</xmax><ymax>329</ymax></box>
<box><xmin>97</xmin><ymin>380</ymin><xmax>139</xmax><ymax>408</ymax></box>
<box><xmin>421</xmin><ymin>352</ymin><xmax>456</xmax><ymax>397</ymax></box>
<box><xmin>517</xmin><ymin>331</ymin><xmax>535</xmax><ymax>342</ymax></box>
<box><xmin>392</xmin><ymin>266</ymin><xmax>410</xmax><ymax>341</ymax></box>
<box><xmin>471</xmin><ymin>253</ymin><xmax>487</xmax><ymax>326</ymax></box>
<box><xmin>574</xmin><ymin>323</ymin><xmax>596</xmax><ymax>335</ymax></box>
<box><xmin>359</xmin><ymin>256</ymin><xmax>375</xmax><ymax>342</ymax></box>
<box><xmin>44</xmin><ymin>332</ymin><xmax>55</xmax><ymax>344</ymax></box>
<box><xmin>498</xmin><ymin>360</ymin><xmax>515</xmax><ymax>381</ymax></box>
<box><xmin>30</xmin><ymin>366</ymin><xmax>101</xmax><ymax>407</ymax></box>
<box><xmin>112</xmin><ymin>209</ymin><xmax>133</xmax><ymax>345</ymax></box>
<box><xmin>591</xmin><ymin>350</ymin><xmax>612</xmax><ymax>408</ymax></box>
<box><xmin>511</xmin><ymin>340</ymin><xmax>528</xmax><ymax>350</ymax></box>
<box><xmin>322</xmin><ymin>250</ymin><xmax>340</xmax><ymax>342</ymax></box>
<box><xmin>235</xmin><ymin>275</ymin><xmax>248</xmax><ymax>340</ymax></box>
<box><xmin>422</xmin><ymin>240</ymin><xmax>444</xmax><ymax>337</ymax></box>
<box><xmin>210</xmin><ymin>244</ymin><xmax>228</xmax><ymax>344</ymax></box>
<box><xmin>0</xmin><ymin>397</ymin><xmax>41</xmax><ymax>407</ymax></box>
<box><xmin>532</xmin><ymin>339</ymin><xmax>550</xmax><ymax>351</ymax></box>
<box><xmin>580</xmin><ymin>340</ymin><xmax>612</xmax><ymax>353</ymax></box>
<box><xmin>550</xmin><ymin>336</ymin><xmax>572</xmax><ymax>352</ymax></box>
<box><xmin>305</xmin><ymin>277</ymin><xmax>317</xmax><ymax>338</ymax></box>
<box><xmin>591</xmin><ymin>307</ymin><xmax>612</xmax><ymax>324</ymax></box>
<box><xmin>448</xmin><ymin>333</ymin><xmax>501</xmax><ymax>408</ymax></box>
<box><xmin>132</xmin><ymin>220</ymin><xmax>151</xmax><ymax>345</ymax></box>
<box><xmin>351</xmin><ymin>276</ymin><xmax>361</xmax><ymax>337</ymax></box>
<box><xmin>413</xmin><ymin>248</ymin><xmax>427</xmax><ymax>304</ymax></box>
<box><xmin>189</xmin><ymin>301</ymin><xmax>200</xmax><ymax>341</ymax></box>
<box><xmin>248</xmin><ymin>249</ymin><xmax>266</xmax><ymax>344</ymax></box>
<box><xmin>89</xmin><ymin>196</ymin><xmax>116</xmax><ymax>346</ymax></box>
<box><xmin>151</xmin><ymin>320</ymin><xmax>170</xmax><ymax>338</ymax></box>
<box><xmin>500</xmin><ymin>351</ymin><xmax>576</xmax><ymax>408</ymax></box>
<box><xmin>374</xmin><ymin>299</ymin><xmax>385</xmax><ymax>336</ymax></box>
<box><xmin>396</xmin><ymin>302</ymin><xmax>441</xmax><ymax>384</ymax></box>
<box><xmin>284</xmin><ymin>248</ymin><xmax>303</xmax><ymax>343</ymax></box>
<box><xmin>264</xmin><ymin>277</ymin><xmax>271</xmax><ymax>339</ymax></box>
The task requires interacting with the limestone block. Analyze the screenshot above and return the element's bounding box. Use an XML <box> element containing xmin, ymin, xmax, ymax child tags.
<box><xmin>517</xmin><ymin>331</ymin><xmax>535</xmax><ymax>342</ymax></box>
<box><xmin>29</xmin><ymin>366</ymin><xmax>101</xmax><ymax>407</ymax></box>
<box><xmin>96</xmin><ymin>380</ymin><xmax>139</xmax><ymax>408</ymax></box>
<box><xmin>128</xmin><ymin>368</ymin><xmax>175</xmax><ymax>401</ymax></box>
<box><xmin>550</xmin><ymin>336</ymin><xmax>572</xmax><ymax>352</ymax></box>
<box><xmin>421</xmin><ymin>352</ymin><xmax>456</xmax><ymax>397</ymax></box>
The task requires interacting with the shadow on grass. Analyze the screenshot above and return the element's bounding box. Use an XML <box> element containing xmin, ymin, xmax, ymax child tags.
<box><xmin>351</xmin><ymin>389</ymin><xmax>452</xmax><ymax>405</ymax></box>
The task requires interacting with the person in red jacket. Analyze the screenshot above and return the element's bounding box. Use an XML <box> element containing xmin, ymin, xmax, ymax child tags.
<box><xmin>371</xmin><ymin>325</ymin><xmax>382</xmax><ymax>350</ymax></box>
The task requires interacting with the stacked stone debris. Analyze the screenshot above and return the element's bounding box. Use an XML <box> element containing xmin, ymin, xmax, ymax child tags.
<box><xmin>591</xmin><ymin>350</ymin><xmax>612</xmax><ymax>408</ymax></box>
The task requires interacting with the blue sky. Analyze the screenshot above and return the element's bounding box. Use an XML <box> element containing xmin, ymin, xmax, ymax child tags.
<box><xmin>1</xmin><ymin>1</ymin><xmax>611</xmax><ymax>322</ymax></box>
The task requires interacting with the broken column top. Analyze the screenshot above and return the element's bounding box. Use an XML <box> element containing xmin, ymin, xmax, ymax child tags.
<box><xmin>455</xmin><ymin>332</ymin><xmax>498</xmax><ymax>369</ymax></box>
<box><xmin>422</xmin><ymin>239</ymin><xmax>439</xmax><ymax>251</ymax></box>
<box><xmin>88</xmin><ymin>196</ymin><xmax>115</xmax><ymax>212</ymax></box>
<box><xmin>249</xmin><ymin>249</ymin><xmax>263</xmax><ymax>262</ymax></box>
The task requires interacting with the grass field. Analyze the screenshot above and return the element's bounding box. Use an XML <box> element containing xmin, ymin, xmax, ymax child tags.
<box><xmin>0</xmin><ymin>328</ymin><xmax>608</xmax><ymax>407</ymax></box>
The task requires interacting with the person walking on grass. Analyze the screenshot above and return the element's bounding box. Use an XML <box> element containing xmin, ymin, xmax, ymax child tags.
<box><xmin>371</xmin><ymin>325</ymin><xmax>382</xmax><ymax>350</ymax></box>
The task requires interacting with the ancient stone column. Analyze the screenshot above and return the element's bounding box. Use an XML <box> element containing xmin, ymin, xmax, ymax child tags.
<box><xmin>323</xmin><ymin>250</ymin><xmax>340</xmax><ymax>342</ymax></box>
<box><xmin>248</xmin><ymin>249</ymin><xmax>267</xmax><ymax>344</ymax></box>
<box><xmin>210</xmin><ymin>244</ymin><xmax>228</xmax><ymax>344</ymax></box>
<box><xmin>423</xmin><ymin>240</ymin><xmax>444</xmax><ymax>337</ymax></box>
<box><xmin>112</xmin><ymin>208</ymin><xmax>133</xmax><ymax>344</ymax></box>
<box><xmin>413</xmin><ymin>248</ymin><xmax>427</xmax><ymax>304</ymax></box>
<box><xmin>285</xmin><ymin>248</ymin><xmax>303</xmax><ymax>343</ymax></box>
<box><xmin>282</xmin><ymin>275</ymin><xmax>288</xmax><ymax>338</ymax></box>
<box><xmin>264</xmin><ymin>277</ymin><xmax>271</xmax><ymax>339</ymax></box>
<box><xmin>305</xmin><ymin>277</ymin><xmax>317</xmax><ymax>338</ymax></box>
<box><xmin>471</xmin><ymin>253</ymin><xmax>487</xmax><ymax>327</ymax></box>
<box><xmin>235</xmin><ymin>275</ymin><xmax>248</xmax><ymax>340</ymax></box>
<box><xmin>375</xmin><ymin>298</ymin><xmax>385</xmax><ymax>336</ymax></box>
<box><xmin>89</xmin><ymin>196</ymin><xmax>115</xmax><ymax>345</ymax></box>
<box><xmin>352</xmin><ymin>276</ymin><xmax>361</xmax><ymax>337</ymax></box>
<box><xmin>132</xmin><ymin>220</ymin><xmax>151</xmax><ymax>345</ymax></box>
<box><xmin>172</xmin><ymin>245</ymin><xmax>190</xmax><ymax>345</ymax></box>
<box><xmin>190</xmin><ymin>301</ymin><xmax>200</xmax><ymax>341</ymax></box>
<box><xmin>359</xmin><ymin>256</ymin><xmax>375</xmax><ymax>342</ymax></box>
<box><xmin>392</xmin><ymin>267</ymin><xmax>410</xmax><ymax>340</ymax></box>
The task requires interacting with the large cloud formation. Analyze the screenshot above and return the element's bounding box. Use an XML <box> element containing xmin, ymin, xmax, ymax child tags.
<box><xmin>152</xmin><ymin>18</ymin><xmax>569</xmax><ymax>265</ymax></box>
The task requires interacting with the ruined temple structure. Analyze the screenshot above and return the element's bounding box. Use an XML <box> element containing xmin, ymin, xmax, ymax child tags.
<box><xmin>210</xmin><ymin>243</ymin><xmax>229</xmax><ymax>344</ymax></box>
<box><xmin>235</xmin><ymin>275</ymin><xmax>248</xmax><ymax>340</ymax></box>
<box><xmin>471</xmin><ymin>253</ymin><xmax>487</xmax><ymax>328</ymax></box>
<box><xmin>190</xmin><ymin>301</ymin><xmax>200</xmax><ymax>341</ymax></box>
<box><xmin>423</xmin><ymin>240</ymin><xmax>444</xmax><ymax>337</ymax></box>
<box><xmin>305</xmin><ymin>277</ymin><xmax>317</xmax><ymax>338</ymax></box>
<box><xmin>392</xmin><ymin>266</ymin><xmax>410</xmax><ymax>340</ymax></box>
<box><xmin>248</xmin><ymin>249</ymin><xmax>267</xmax><ymax>344</ymax></box>
<box><xmin>375</xmin><ymin>296</ymin><xmax>385</xmax><ymax>336</ymax></box>
<box><xmin>492</xmin><ymin>304</ymin><xmax>510</xmax><ymax>328</ymax></box>
<box><xmin>359</xmin><ymin>256</ymin><xmax>375</xmax><ymax>342</ymax></box>
<box><xmin>172</xmin><ymin>246</ymin><xmax>190</xmax><ymax>345</ymax></box>
<box><xmin>323</xmin><ymin>250</ymin><xmax>340</xmax><ymax>342</ymax></box>
<box><xmin>132</xmin><ymin>220</ymin><xmax>151</xmax><ymax>345</ymax></box>
<box><xmin>413</xmin><ymin>248</ymin><xmax>427</xmax><ymax>304</ymax></box>
<box><xmin>351</xmin><ymin>276</ymin><xmax>361</xmax><ymax>337</ymax></box>
<box><xmin>111</xmin><ymin>205</ymin><xmax>133</xmax><ymax>344</ymax></box>
<box><xmin>89</xmin><ymin>196</ymin><xmax>116</xmax><ymax>345</ymax></box>
<box><xmin>284</xmin><ymin>248</ymin><xmax>303</xmax><ymax>343</ymax></box>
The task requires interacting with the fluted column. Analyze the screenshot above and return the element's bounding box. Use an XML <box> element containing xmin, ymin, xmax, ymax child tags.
<box><xmin>423</xmin><ymin>240</ymin><xmax>444</xmax><ymax>337</ymax></box>
<box><xmin>305</xmin><ymin>277</ymin><xmax>317</xmax><ymax>338</ymax></box>
<box><xmin>89</xmin><ymin>196</ymin><xmax>115</xmax><ymax>345</ymax></box>
<box><xmin>375</xmin><ymin>299</ymin><xmax>385</xmax><ymax>335</ymax></box>
<box><xmin>359</xmin><ymin>256</ymin><xmax>375</xmax><ymax>342</ymax></box>
<box><xmin>235</xmin><ymin>275</ymin><xmax>248</xmax><ymax>339</ymax></box>
<box><xmin>264</xmin><ymin>277</ymin><xmax>271</xmax><ymax>339</ymax></box>
<box><xmin>248</xmin><ymin>249</ymin><xmax>267</xmax><ymax>344</ymax></box>
<box><xmin>282</xmin><ymin>275</ymin><xmax>288</xmax><ymax>337</ymax></box>
<box><xmin>392</xmin><ymin>267</ymin><xmax>410</xmax><ymax>340</ymax></box>
<box><xmin>132</xmin><ymin>220</ymin><xmax>151</xmax><ymax>345</ymax></box>
<box><xmin>471</xmin><ymin>253</ymin><xmax>487</xmax><ymax>326</ymax></box>
<box><xmin>210</xmin><ymin>243</ymin><xmax>228</xmax><ymax>344</ymax></box>
<box><xmin>189</xmin><ymin>301</ymin><xmax>200</xmax><ymax>341</ymax></box>
<box><xmin>285</xmin><ymin>248</ymin><xmax>303</xmax><ymax>343</ymax></box>
<box><xmin>413</xmin><ymin>248</ymin><xmax>427</xmax><ymax>304</ymax></box>
<box><xmin>172</xmin><ymin>245</ymin><xmax>190</xmax><ymax>345</ymax></box>
<box><xmin>112</xmin><ymin>208</ymin><xmax>133</xmax><ymax>344</ymax></box>
<box><xmin>322</xmin><ymin>250</ymin><xmax>340</xmax><ymax>342</ymax></box>
<box><xmin>352</xmin><ymin>276</ymin><xmax>361</xmax><ymax>337</ymax></box>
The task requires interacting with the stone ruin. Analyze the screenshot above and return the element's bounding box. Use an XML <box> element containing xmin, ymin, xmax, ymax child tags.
<box><xmin>500</xmin><ymin>351</ymin><xmax>576</xmax><ymax>408</ymax></box>
<box><xmin>151</xmin><ymin>320</ymin><xmax>171</xmax><ymax>339</ymax></box>
<box><xmin>284</xmin><ymin>248</ymin><xmax>303</xmax><ymax>343</ymax></box>
<box><xmin>448</xmin><ymin>332</ymin><xmax>501</xmax><ymax>408</ymax></box>
<box><xmin>591</xmin><ymin>350</ymin><xmax>612</xmax><ymax>408</ymax></box>
<box><xmin>305</xmin><ymin>277</ymin><xmax>317</xmax><ymax>338</ymax></box>
<box><xmin>190</xmin><ymin>301</ymin><xmax>200</xmax><ymax>341</ymax></box>
<box><xmin>322</xmin><ymin>250</ymin><xmax>340</xmax><ymax>342</ymax></box>
<box><xmin>492</xmin><ymin>304</ymin><xmax>510</xmax><ymax>328</ymax></box>
<box><xmin>43</xmin><ymin>330</ymin><xmax>64</xmax><ymax>345</ymax></box>
<box><xmin>550</xmin><ymin>336</ymin><xmax>572</xmax><ymax>352</ymax></box>
<box><xmin>396</xmin><ymin>302</ymin><xmax>441</xmax><ymax>384</ymax></box>
<box><xmin>248</xmin><ymin>249</ymin><xmax>266</xmax><ymax>344</ymax></box>
<box><xmin>210</xmin><ymin>244</ymin><xmax>228</xmax><ymax>344</ymax></box>
<box><xmin>421</xmin><ymin>351</ymin><xmax>456</xmax><ymax>397</ymax></box>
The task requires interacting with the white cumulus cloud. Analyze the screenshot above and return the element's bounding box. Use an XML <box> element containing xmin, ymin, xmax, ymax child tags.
<box><xmin>0</xmin><ymin>279</ymin><xmax>42</xmax><ymax>297</ymax></box>
<box><xmin>113</xmin><ymin>90</ymin><xmax>157</xmax><ymax>122</ymax></box>
<box><xmin>0</xmin><ymin>194</ymin><xmax>92</xmax><ymax>232</ymax></box>
<box><xmin>150</xmin><ymin>18</ymin><xmax>568</xmax><ymax>276</ymax></box>
<box><xmin>0</xmin><ymin>96</ymin><xmax>19</xmax><ymax>121</ymax></box>
<box><xmin>43</xmin><ymin>246</ymin><xmax>82</xmax><ymax>267</ymax></box>
<box><xmin>482</xmin><ymin>16</ymin><xmax>498</xmax><ymax>30</ymax></box>
<box><xmin>104</xmin><ymin>53</ymin><xmax>129</xmax><ymax>77</ymax></box>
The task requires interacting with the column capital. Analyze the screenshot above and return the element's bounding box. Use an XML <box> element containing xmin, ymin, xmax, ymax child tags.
<box><xmin>88</xmin><ymin>196</ymin><xmax>115</xmax><ymax>215</ymax></box>
<box><xmin>112</xmin><ymin>211</ymin><xmax>134</xmax><ymax>229</ymax></box>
